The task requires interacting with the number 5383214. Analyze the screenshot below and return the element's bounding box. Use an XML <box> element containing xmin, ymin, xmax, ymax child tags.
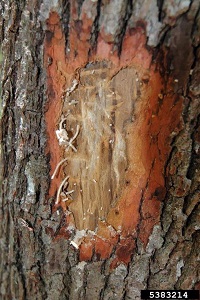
<box><xmin>141</xmin><ymin>290</ymin><xmax>199</xmax><ymax>299</ymax></box>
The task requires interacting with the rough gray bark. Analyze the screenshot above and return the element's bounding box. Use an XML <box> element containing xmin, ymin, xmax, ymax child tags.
<box><xmin>0</xmin><ymin>1</ymin><xmax>200</xmax><ymax>299</ymax></box>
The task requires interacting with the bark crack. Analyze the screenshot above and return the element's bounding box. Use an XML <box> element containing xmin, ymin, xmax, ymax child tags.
<box><xmin>117</xmin><ymin>0</ymin><xmax>133</xmax><ymax>56</ymax></box>
<box><xmin>89</xmin><ymin>0</ymin><xmax>102</xmax><ymax>50</ymax></box>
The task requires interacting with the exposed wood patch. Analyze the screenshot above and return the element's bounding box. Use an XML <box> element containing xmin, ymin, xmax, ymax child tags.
<box><xmin>61</xmin><ymin>62</ymin><xmax>140</xmax><ymax>230</ymax></box>
<box><xmin>44</xmin><ymin>11</ymin><xmax>183</xmax><ymax>262</ymax></box>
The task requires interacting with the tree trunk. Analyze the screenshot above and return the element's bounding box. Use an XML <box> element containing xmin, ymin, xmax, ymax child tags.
<box><xmin>0</xmin><ymin>0</ymin><xmax>199</xmax><ymax>299</ymax></box>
